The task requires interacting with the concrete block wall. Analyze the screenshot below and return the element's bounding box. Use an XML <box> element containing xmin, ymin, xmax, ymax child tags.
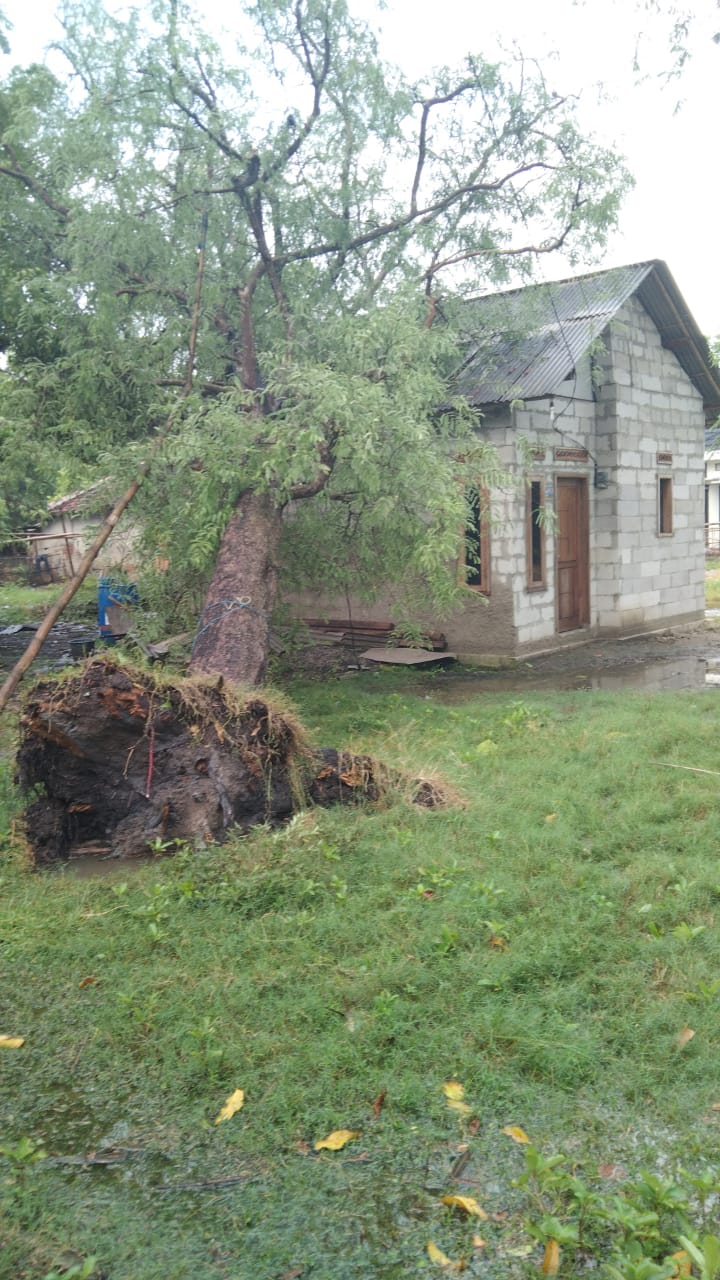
<box><xmin>596</xmin><ymin>296</ymin><xmax>705</xmax><ymax>630</ymax></box>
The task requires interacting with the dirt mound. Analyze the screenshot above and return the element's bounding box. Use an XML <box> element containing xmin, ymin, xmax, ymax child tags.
<box><xmin>16</xmin><ymin>659</ymin><xmax>441</xmax><ymax>864</ymax></box>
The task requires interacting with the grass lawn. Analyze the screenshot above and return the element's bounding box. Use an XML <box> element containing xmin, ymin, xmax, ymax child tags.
<box><xmin>0</xmin><ymin>580</ymin><xmax>98</xmax><ymax>624</ymax></box>
<box><xmin>706</xmin><ymin>557</ymin><xmax>720</xmax><ymax>609</ymax></box>
<box><xmin>2</xmin><ymin>676</ymin><xmax>720</xmax><ymax>1278</ymax></box>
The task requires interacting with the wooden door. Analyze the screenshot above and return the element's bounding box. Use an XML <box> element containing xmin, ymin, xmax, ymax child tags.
<box><xmin>556</xmin><ymin>477</ymin><xmax>589</xmax><ymax>633</ymax></box>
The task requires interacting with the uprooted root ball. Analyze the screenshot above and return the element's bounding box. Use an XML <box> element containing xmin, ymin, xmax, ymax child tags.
<box><xmin>15</xmin><ymin>658</ymin><xmax>444</xmax><ymax>864</ymax></box>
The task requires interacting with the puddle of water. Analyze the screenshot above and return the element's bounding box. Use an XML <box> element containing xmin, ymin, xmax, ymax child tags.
<box><xmin>404</xmin><ymin>655</ymin><xmax>716</xmax><ymax>702</ymax></box>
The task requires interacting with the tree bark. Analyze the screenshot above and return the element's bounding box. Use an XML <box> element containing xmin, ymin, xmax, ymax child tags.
<box><xmin>189</xmin><ymin>490</ymin><xmax>282</xmax><ymax>686</ymax></box>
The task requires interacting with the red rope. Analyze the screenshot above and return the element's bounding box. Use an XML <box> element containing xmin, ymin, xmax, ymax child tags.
<box><xmin>145</xmin><ymin>723</ymin><xmax>156</xmax><ymax>800</ymax></box>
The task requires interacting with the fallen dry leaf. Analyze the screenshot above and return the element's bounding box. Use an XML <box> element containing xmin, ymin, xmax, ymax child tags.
<box><xmin>489</xmin><ymin>934</ymin><xmax>509</xmax><ymax>950</ymax></box>
<box><xmin>501</xmin><ymin>1125</ymin><xmax>530</xmax><ymax>1144</ymax></box>
<box><xmin>467</xmin><ymin>1117</ymin><xmax>480</xmax><ymax>1135</ymax></box>
<box><xmin>442</xmin><ymin>1081</ymin><xmax>465</xmax><ymax>1101</ymax></box>
<box><xmin>677</xmin><ymin>1026</ymin><xmax>695</xmax><ymax>1049</ymax></box>
<box><xmin>314</xmin><ymin>1129</ymin><xmax>360</xmax><ymax>1152</ymax></box>
<box><xmin>281</xmin><ymin>1270</ymin><xmax>304</xmax><ymax>1280</ymax></box>
<box><xmin>78</xmin><ymin>976</ymin><xmax>98</xmax><ymax>988</ymax></box>
<box><xmin>599</xmin><ymin>1163</ymin><xmax>625</xmax><ymax>1180</ymax></box>
<box><xmin>441</xmin><ymin>1194</ymin><xmax>488</xmax><ymax>1219</ymax></box>
<box><xmin>295</xmin><ymin>1139</ymin><xmax>312</xmax><ymax>1156</ymax></box>
<box><xmin>712</xmin><ymin>1103</ymin><xmax>720</xmax><ymax>1112</ymax></box>
<box><xmin>371</xmin><ymin>1091</ymin><xmax>386</xmax><ymax>1117</ymax></box>
<box><xmin>0</xmin><ymin>1035</ymin><xmax>25</xmax><ymax>1049</ymax></box>
<box><xmin>542</xmin><ymin>1239</ymin><xmax>560</xmax><ymax>1275</ymax></box>
<box><xmin>472</xmin><ymin>1235</ymin><xmax>487</xmax><ymax>1249</ymax></box>
<box><xmin>544</xmin><ymin>813</ymin><xmax>557</xmax><ymax>823</ymax></box>
<box><xmin>446</xmin><ymin>1099</ymin><xmax>473</xmax><ymax>1116</ymax></box>
<box><xmin>426</xmin><ymin>1240</ymin><xmax>461</xmax><ymax>1270</ymax></box>
<box><xmin>670</xmin><ymin>1250</ymin><xmax>692</xmax><ymax>1277</ymax></box>
<box><xmin>213</xmin><ymin>1088</ymin><xmax>245</xmax><ymax>1125</ymax></box>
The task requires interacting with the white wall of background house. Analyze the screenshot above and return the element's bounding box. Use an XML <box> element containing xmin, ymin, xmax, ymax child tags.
<box><xmin>705</xmin><ymin>440</ymin><xmax>720</xmax><ymax>554</ymax></box>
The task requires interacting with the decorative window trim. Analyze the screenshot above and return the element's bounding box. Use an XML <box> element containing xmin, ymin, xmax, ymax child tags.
<box><xmin>658</xmin><ymin>475</ymin><xmax>673</xmax><ymax>536</ymax></box>
<box><xmin>461</xmin><ymin>485</ymin><xmax>491</xmax><ymax>594</ymax></box>
<box><xmin>525</xmin><ymin>476</ymin><xmax>547</xmax><ymax>590</ymax></box>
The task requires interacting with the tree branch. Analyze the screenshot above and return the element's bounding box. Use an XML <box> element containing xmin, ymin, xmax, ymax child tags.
<box><xmin>410</xmin><ymin>80</ymin><xmax>477</xmax><ymax>214</ymax></box>
<box><xmin>288</xmin><ymin>437</ymin><xmax>336</xmax><ymax>501</ymax></box>
<box><xmin>245</xmin><ymin>191</ymin><xmax>294</xmax><ymax>345</ymax></box>
<box><xmin>276</xmin><ymin>159</ymin><xmax>559</xmax><ymax>270</ymax></box>
<box><xmin>0</xmin><ymin>147</ymin><xmax>70</xmax><ymax>219</ymax></box>
<box><xmin>262</xmin><ymin>2</ymin><xmax>331</xmax><ymax>182</ymax></box>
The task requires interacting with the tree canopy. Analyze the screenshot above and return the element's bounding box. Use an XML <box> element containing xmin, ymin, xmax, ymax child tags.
<box><xmin>0</xmin><ymin>0</ymin><xmax>631</xmax><ymax>678</ymax></box>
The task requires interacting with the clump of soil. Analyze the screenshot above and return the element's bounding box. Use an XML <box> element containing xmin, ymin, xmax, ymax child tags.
<box><xmin>16</xmin><ymin>658</ymin><xmax>441</xmax><ymax>865</ymax></box>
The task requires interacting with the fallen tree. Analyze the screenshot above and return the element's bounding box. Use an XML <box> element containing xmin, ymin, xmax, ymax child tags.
<box><xmin>16</xmin><ymin>659</ymin><xmax>441</xmax><ymax>864</ymax></box>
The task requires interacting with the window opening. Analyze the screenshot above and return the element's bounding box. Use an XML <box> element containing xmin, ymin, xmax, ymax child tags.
<box><xmin>658</xmin><ymin>476</ymin><xmax>673</xmax><ymax>535</ymax></box>
<box><xmin>526</xmin><ymin>478</ymin><xmax>546</xmax><ymax>588</ymax></box>
<box><xmin>464</xmin><ymin>486</ymin><xmax>490</xmax><ymax>592</ymax></box>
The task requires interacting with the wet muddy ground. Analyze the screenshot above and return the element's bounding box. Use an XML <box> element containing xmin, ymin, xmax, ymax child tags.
<box><xmin>4</xmin><ymin>617</ymin><xmax>720</xmax><ymax>695</ymax></box>
<box><xmin>310</xmin><ymin>617</ymin><xmax>720</xmax><ymax>696</ymax></box>
<box><xmin>0</xmin><ymin>619</ymin><xmax>97</xmax><ymax>671</ymax></box>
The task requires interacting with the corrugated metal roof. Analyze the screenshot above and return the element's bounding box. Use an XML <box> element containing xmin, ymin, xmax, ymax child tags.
<box><xmin>454</xmin><ymin>260</ymin><xmax>720</xmax><ymax>422</ymax></box>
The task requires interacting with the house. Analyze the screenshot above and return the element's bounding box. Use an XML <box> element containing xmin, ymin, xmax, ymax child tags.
<box><xmin>291</xmin><ymin>260</ymin><xmax>720</xmax><ymax>662</ymax></box>
<box><xmin>27</xmin><ymin>481</ymin><xmax>138</xmax><ymax>581</ymax></box>
<box><xmin>704</xmin><ymin>426</ymin><xmax>720</xmax><ymax>553</ymax></box>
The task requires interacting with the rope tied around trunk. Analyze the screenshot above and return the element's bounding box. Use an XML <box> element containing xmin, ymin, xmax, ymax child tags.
<box><xmin>192</xmin><ymin>597</ymin><xmax>268</xmax><ymax>651</ymax></box>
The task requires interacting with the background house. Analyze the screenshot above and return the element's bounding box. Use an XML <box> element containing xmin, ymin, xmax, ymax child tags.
<box><xmin>290</xmin><ymin>260</ymin><xmax>720</xmax><ymax>661</ymax></box>
<box><xmin>26</xmin><ymin>482</ymin><xmax>138</xmax><ymax>582</ymax></box>
<box><xmin>705</xmin><ymin>426</ymin><xmax>720</xmax><ymax>553</ymax></box>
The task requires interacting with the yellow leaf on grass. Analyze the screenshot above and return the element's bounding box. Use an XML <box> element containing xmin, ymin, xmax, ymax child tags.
<box><xmin>441</xmin><ymin>1195</ymin><xmax>488</xmax><ymax>1219</ymax></box>
<box><xmin>213</xmin><ymin>1088</ymin><xmax>245</xmax><ymax>1125</ymax></box>
<box><xmin>446</xmin><ymin>1100</ymin><xmax>472</xmax><ymax>1116</ymax></box>
<box><xmin>670</xmin><ymin>1250</ymin><xmax>692</xmax><ymax>1277</ymax></box>
<box><xmin>425</xmin><ymin>1239</ymin><xmax>453</xmax><ymax>1269</ymax></box>
<box><xmin>0</xmin><ymin>1035</ymin><xmax>25</xmax><ymax>1049</ymax></box>
<box><xmin>677</xmin><ymin>1026</ymin><xmax>695</xmax><ymax>1049</ymax></box>
<box><xmin>501</xmin><ymin>1125</ymin><xmax>530</xmax><ymax>1144</ymax></box>
<box><xmin>442</xmin><ymin>1081</ymin><xmax>465</xmax><ymax>1101</ymax></box>
<box><xmin>314</xmin><ymin>1129</ymin><xmax>360</xmax><ymax>1151</ymax></box>
<box><xmin>544</xmin><ymin>813</ymin><xmax>557</xmax><ymax>823</ymax></box>
<box><xmin>489</xmin><ymin>934</ymin><xmax>509</xmax><ymax>950</ymax></box>
<box><xmin>542</xmin><ymin>1239</ymin><xmax>561</xmax><ymax>1275</ymax></box>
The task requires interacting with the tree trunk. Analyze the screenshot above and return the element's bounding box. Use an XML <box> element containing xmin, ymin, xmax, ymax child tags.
<box><xmin>189</xmin><ymin>490</ymin><xmax>282</xmax><ymax>686</ymax></box>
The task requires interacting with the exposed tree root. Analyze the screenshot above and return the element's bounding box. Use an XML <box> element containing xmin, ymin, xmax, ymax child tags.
<box><xmin>16</xmin><ymin>658</ymin><xmax>444</xmax><ymax>865</ymax></box>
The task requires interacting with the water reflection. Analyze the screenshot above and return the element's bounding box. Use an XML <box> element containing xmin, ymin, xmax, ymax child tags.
<box><xmin>407</xmin><ymin>655</ymin><xmax>716</xmax><ymax>702</ymax></box>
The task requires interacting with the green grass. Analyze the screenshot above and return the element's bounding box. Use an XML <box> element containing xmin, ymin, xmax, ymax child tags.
<box><xmin>2</xmin><ymin>678</ymin><xmax>720</xmax><ymax>1278</ymax></box>
<box><xmin>706</xmin><ymin>575</ymin><xmax>720</xmax><ymax>609</ymax></box>
<box><xmin>0</xmin><ymin>579</ymin><xmax>98</xmax><ymax>623</ymax></box>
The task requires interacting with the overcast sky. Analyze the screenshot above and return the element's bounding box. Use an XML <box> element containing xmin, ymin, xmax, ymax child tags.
<box><xmin>3</xmin><ymin>0</ymin><xmax>718</xmax><ymax>335</ymax></box>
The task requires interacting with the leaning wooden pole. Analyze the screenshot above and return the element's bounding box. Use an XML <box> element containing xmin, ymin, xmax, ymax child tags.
<box><xmin>0</xmin><ymin>211</ymin><xmax>209</xmax><ymax>717</ymax></box>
